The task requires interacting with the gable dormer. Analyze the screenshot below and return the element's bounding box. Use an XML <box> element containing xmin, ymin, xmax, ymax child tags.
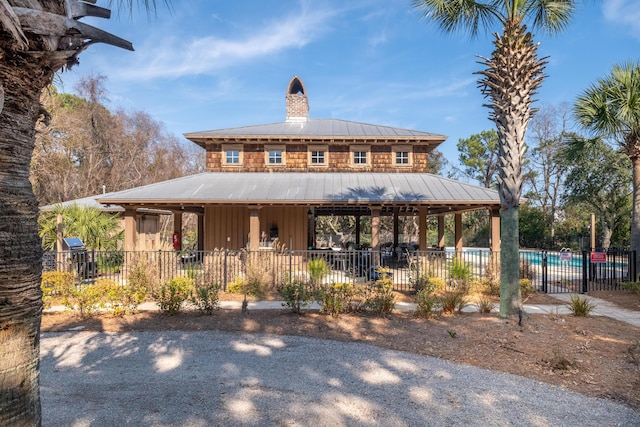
<box><xmin>286</xmin><ymin>76</ymin><xmax>309</xmax><ymax>122</ymax></box>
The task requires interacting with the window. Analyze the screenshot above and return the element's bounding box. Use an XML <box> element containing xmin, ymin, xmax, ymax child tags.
<box><xmin>226</xmin><ymin>150</ymin><xmax>240</xmax><ymax>164</ymax></box>
<box><xmin>311</xmin><ymin>150</ymin><xmax>325</xmax><ymax>164</ymax></box>
<box><xmin>392</xmin><ymin>145</ymin><xmax>412</xmax><ymax>167</ymax></box>
<box><xmin>268</xmin><ymin>150</ymin><xmax>283</xmax><ymax>164</ymax></box>
<box><xmin>353</xmin><ymin>151</ymin><xmax>367</xmax><ymax>164</ymax></box>
<box><xmin>222</xmin><ymin>144</ymin><xmax>243</xmax><ymax>166</ymax></box>
<box><xmin>349</xmin><ymin>145</ymin><xmax>370</xmax><ymax>168</ymax></box>
<box><xmin>308</xmin><ymin>145</ymin><xmax>329</xmax><ymax>167</ymax></box>
<box><xmin>395</xmin><ymin>151</ymin><xmax>409</xmax><ymax>165</ymax></box>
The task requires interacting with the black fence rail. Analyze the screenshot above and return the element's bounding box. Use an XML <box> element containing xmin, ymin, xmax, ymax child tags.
<box><xmin>42</xmin><ymin>248</ymin><xmax>635</xmax><ymax>294</ymax></box>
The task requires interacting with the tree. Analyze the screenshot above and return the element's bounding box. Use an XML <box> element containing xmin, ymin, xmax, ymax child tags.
<box><xmin>574</xmin><ymin>62</ymin><xmax>640</xmax><ymax>277</ymax></box>
<box><xmin>413</xmin><ymin>0</ymin><xmax>577</xmax><ymax>317</ymax></box>
<box><xmin>0</xmin><ymin>2</ymin><xmax>166</xmax><ymax>424</ymax></box>
<box><xmin>561</xmin><ymin>137</ymin><xmax>632</xmax><ymax>251</ymax></box>
<box><xmin>38</xmin><ymin>205</ymin><xmax>123</xmax><ymax>251</ymax></box>
<box><xmin>524</xmin><ymin>103</ymin><xmax>573</xmax><ymax>243</ymax></box>
<box><xmin>457</xmin><ymin>129</ymin><xmax>499</xmax><ymax>188</ymax></box>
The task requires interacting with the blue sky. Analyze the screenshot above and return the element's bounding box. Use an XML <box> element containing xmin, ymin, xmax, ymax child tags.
<box><xmin>57</xmin><ymin>0</ymin><xmax>640</xmax><ymax>175</ymax></box>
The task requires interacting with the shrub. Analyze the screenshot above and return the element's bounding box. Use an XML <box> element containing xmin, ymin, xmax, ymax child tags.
<box><xmin>127</xmin><ymin>256</ymin><xmax>157</xmax><ymax>296</ymax></box>
<box><xmin>414</xmin><ymin>289</ymin><xmax>440</xmax><ymax>319</ymax></box>
<box><xmin>318</xmin><ymin>282</ymin><xmax>354</xmax><ymax>316</ymax></box>
<box><xmin>97</xmin><ymin>251</ymin><xmax>124</xmax><ymax>274</ymax></box>
<box><xmin>411</xmin><ymin>272</ymin><xmax>430</xmax><ymax>292</ymax></box>
<box><xmin>366</xmin><ymin>268</ymin><xmax>396</xmax><ymax>315</ymax></box>
<box><xmin>100</xmin><ymin>279</ymin><xmax>147</xmax><ymax>316</ymax></box>
<box><xmin>190</xmin><ymin>283</ymin><xmax>221</xmax><ymax>315</ymax></box>
<box><xmin>475</xmin><ymin>295</ymin><xmax>496</xmax><ymax>314</ymax></box>
<box><xmin>308</xmin><ymin>258</ymin><xmax>330</xmax><ymax>287</ymax></box>
<box><xmin>449</xmin><ymin>258</ymin><xmax>471</xmax><ymax>282</ymax></box>
<box><xmin>439</xmin><ymin>291</ymin><xmax>468</xmax><ymax>315</ymax></box>
<box><xmin>66</xmin><ymin>284</ymin><xmax>105</xmax><ymax>318</ymax></box>
<box><xmin>155</xmin><ymin>277</ymin><xmax>193</xmax><ymax>315</ymax></box>
<box><xmin>520</xmin><ymin>278</ymin><xmax>534</xmax><ymax>298</ymax></box>
<box><xmin>566</xmin><ymin>294</ymin><xmax>596</xmax><ymax>317</ymax></box>
<box><xmin>41</xmin><ymin>271</ymin><xmax>75</xmax><ymax>308</ymax></box>
<box><xmin>278</xmin><ymin>280</ymin><xmax>314</xmax><ymax>314</ymax></box>
<box><xmin>621</xmin><ymin>281</ymin><xmax>640</xmax><ymax>294</ymax></box>
<box><xmin>226</xmin><ymin>275</ymin><xmax>263</xmax><ymax>297</ymax></box>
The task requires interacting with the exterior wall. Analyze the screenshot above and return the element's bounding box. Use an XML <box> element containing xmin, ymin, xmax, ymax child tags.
<box><xmin>204</xmin><ymin>205</ymin><xmax>308</xmax><ymax>250</ymax></box>
<box><xmin>205</xmin><ymin>142</ymin><xmax>434</xmax><ymax>173</ymax></box>
<box><xmin>136</xmin><ymin>215</ymin><xmax>161</xmax><ymax>250</ymax></box>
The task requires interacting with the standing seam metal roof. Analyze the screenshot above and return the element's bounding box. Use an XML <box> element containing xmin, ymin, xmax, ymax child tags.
<box><xmin>96</xmin><ymin>172</ymin><xmax>500</xmax><ymax>206</ymax></box>
<box><xmin>184</xmin><ymin>118</ymin><xmax>446</xmax><ymax>140</ymax></box>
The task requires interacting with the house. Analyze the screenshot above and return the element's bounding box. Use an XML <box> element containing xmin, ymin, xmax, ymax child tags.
<box><xmin>98</xmin><ymin>76</ymin><xmax>501</xmax><ymax>254</ymax></box>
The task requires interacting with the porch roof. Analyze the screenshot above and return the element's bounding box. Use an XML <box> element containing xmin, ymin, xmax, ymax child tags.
<box><xmin>97</xmin><ymin>172</ymin><xmax>501</xmax><ymax>215</ymax></box>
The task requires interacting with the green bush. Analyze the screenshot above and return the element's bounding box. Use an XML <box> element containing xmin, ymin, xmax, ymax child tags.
<box><xmin>226</xmin><ymin>275</ymin><xmax>263</xmax><ymax>297</ymax></box>
<box><xmin>66</xmin><ymin>284</ymin><xmax>105</xmax><ymax>318</ymax></box>
<box><xmin>155</xmin><ymin>277</ymin><xmax>193</xmax><ymax>315</ymax></box>
<box><xmin>439</xmin><ymin>291</ymin><xmax>468</xmax><ymax>315</ymax></box>
<box><xmin>621</xmin><ymin>281</ymin><xmax>640</xmax><ymax>294</ymax></box>
<box><xmin>566</xmin><ymin>294</ymin><xmax>596</xmax><ymax>317</ymax></box>
<box><xmin>449</xmin><ymin>258</ymin><xmax>471</xmax><ymax>282</ymax></box>
<box><xmin>278</xmin><ymin>280</ymin><xmax>314</xmax><ymax>314</ymax></box>
<box><xmin>366</xmin><ymin>268</ymin><xmax>396</xmax><ymax>315</ymax></box>
<box><xmin>190</xmin><ymin>283</ymin><xmax>221</xmax><ymax>315</ymax></box>
<box><xmin>520</xmin><ymin>278</ymin><xmax>534</xmax><ymax>298</ymax></box>
<box><xmin>475</xmin><ymin>295</ymin><xmax>496</xmax><ymax>314</ymax></box>
<box><xmin>100</xmin><ymin>278</ymin><xmax>147</xmax><ymax>316</ymax></box>
<box><xmin>308</xmin><ymin>258</ymin><xmax>330</xmax><ymax>287</ymax></box>
<box><xmin>318</xmin><ymin>283</ymin><xmax>354</xmax><ymax>316</ymax></box>
<box><xmin>41</xmin><ymin>271</ymin><xmax>75</xmax><ymax>308</ymax></box>
<box><xmin>414</xmin><ymin>289</ymin><xmax>440</xmax><ymax>319</ymax></box>
<box><xmin>97</xmin><ymin>251</ymin><xmax>124</xmax><ymax>273</ymax></box>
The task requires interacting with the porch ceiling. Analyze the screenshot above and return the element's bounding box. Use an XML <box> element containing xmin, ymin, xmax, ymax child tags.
<box><xmin>97</xmin><ymin>172</ymin><xmax>501</xmax><ymax>215</ymax></box>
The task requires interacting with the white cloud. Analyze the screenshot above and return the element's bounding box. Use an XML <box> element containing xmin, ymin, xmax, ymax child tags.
<box><xmin>603</xmin><ymin>0</ymin><xmax>640</xmax><ymax>38</ymax></box>
<box><xmin>118</xmin><ymin>5</ymin><xmax>337</xmax><ymax>80</ymax></box>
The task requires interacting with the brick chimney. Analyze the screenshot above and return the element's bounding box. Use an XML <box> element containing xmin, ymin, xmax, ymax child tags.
<box><xmin>286</xmin><ymin>76</ymin><xmax>308</xmax><ymax>122</ymax></box>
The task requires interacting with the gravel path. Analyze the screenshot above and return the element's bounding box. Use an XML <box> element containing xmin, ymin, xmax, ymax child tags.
<box><xmin>41</xmin><ymin>330</ymin><xmax>640</xmax><ymax>426</ymax></box>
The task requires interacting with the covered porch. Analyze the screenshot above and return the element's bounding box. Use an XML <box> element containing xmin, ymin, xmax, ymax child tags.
<box><xmin>98</xmin><ymin>172</ymin><xmax>502</xmax><ymax>256</ymax></box>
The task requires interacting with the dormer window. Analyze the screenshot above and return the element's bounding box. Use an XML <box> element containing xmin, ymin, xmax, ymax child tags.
<box><xmin>311</xmin><ymin>150</ymin><xmax>325</xmax><ymax>164</ymax></box>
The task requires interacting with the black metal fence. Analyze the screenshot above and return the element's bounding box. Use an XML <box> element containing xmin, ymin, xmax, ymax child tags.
<box><xmin>42</xmin><ymin>248</ymin><xmax>635</xmax><ymax>293</ymax></box>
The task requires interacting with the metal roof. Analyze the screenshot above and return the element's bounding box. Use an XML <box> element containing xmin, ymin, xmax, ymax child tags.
<box><xmin>40</xmin><ymin>193</ymin><xmax>172</xmax><ymax>215</ymax></box>
<box><xmin>97</xmin><ymin>172</ymin><xmax>500</xmax><ymax>214</ymax></box>
<box><xmin>184</xmin><ymin>118</ymin><xmax>445</xmax><ymax>141</ymax></box>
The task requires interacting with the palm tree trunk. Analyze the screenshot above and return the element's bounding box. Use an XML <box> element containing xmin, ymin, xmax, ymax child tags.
<box><xmin>0</xmin><ymin>52</ymin><xmax>55</xmax><ymax>426</ymax></box>
<box><xmin>631</xmin><ymin>156</ymin><xmax>640</xmax><ymax>280</ymax></box>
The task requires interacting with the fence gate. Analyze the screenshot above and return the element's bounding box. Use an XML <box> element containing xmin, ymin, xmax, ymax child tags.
<box><xmin>539</xmin><ymin>249</ymin><xmax>636</xmax><ymax>294</ymax></box>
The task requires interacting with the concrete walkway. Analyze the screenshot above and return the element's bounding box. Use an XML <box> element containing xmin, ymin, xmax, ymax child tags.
<box><xmin>119</xmin><ymin>293</ymin><xmax>640</xmax><ymax>328</ymax></box>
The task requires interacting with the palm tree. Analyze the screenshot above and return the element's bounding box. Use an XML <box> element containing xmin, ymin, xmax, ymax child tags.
<box><xmin>574</xmin><ymin>62</ymin><xmax>640</xmax><ymax>277</ymax></box>
<box><xmin>412</xmin><ymin>0</ymin><xmax>576</xmax><ymax>317</ymax></box>
<box><xmin>0</xmin><ymin>2</ymin><xmax>165</xmax><ymax>424</ymax></box>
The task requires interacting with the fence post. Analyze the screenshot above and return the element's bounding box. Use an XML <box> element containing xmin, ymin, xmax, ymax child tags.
<box><xmin>631</xmin><ymin>250</ymin><xmax>637</xmax><ymax>283</ymax></box>
<box><xmin>223</xmin><ymin>249</ymin><xmax>228</xmax><ymax>291</ymax></box>
<box><xmin>581</xmin><ymin>251</ymin><xmax>588</xmax><ymax>294</ymax></box>
<box><xmin>541</xmin><ymin>251</ymin><xmax>548</xmax><ymax>293</ymax></box>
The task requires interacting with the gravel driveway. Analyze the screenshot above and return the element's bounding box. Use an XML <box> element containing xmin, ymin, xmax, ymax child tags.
<box><xmin>40</xmin><ymin>330</ymin><xmax>639</xmax><ymax>426</ymax></box>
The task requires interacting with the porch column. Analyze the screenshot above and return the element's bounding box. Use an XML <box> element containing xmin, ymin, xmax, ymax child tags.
<box><xmin>371</xmin><ymin>207</ymin><xmax>381</xmax><ymax>266</ymax></box>
<box><xmin>124</xmin><ymin>208</ymin><xmax>137</xmax><ymax>252</ymax></box>
<box><xmin>197</xmin><ymin>213</ymin><xmax>204</xmax><ymax>251</ymax></box>
<box><xmin>437</xmin><ymin>215</ymin><xmax>445</xmax><ymax>249</ymax></box>
<box><xmin>490</xmin><ymin>208</ymin><xmax>500</xmax><ymax>253</ymax></box>
<box><xmin>454</xmin><ymin>213</ymin><xmax>463</xmax><ymax>254</ymax></box>
<box><xmin>249</xmin><ymin>207</ymin><xmax>261</xmax><ymax>251</ymax></box>
<box><xmin>393</xmin><ymin>207</ymin><xmax>399</xmax><ymax>247</ymax></box>
<box><xmin>418</xmin><ymin>208</ymin><xmax>427</xmax><ymax>251</ymax></box>
<box><xmin>56</xmin><ymin>213</ymin><xmax>64</xmax><ymax>271</ymax></box>
<box><xmin>173</xmin><ymin>211</ymin><xmax>183</xmax><ymax>251</ymax></box>
<box><xmin>355</xmin><ymin>215</ymin><xmax>361</xmax><ymax>246</ymax></box>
